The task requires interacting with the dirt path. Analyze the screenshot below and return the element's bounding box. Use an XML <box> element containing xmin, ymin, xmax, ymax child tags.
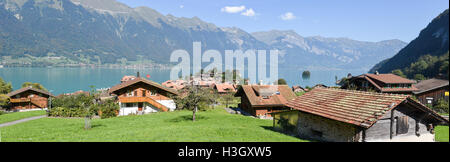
<box><xmin>0</xmin><ymin>115</ymin><xmax>47</xmax><ymax>128</ymax></box>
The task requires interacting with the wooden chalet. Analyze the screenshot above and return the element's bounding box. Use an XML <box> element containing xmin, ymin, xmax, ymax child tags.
<box><xmin>413</xmin><ymin>78</ymin><xmax>449</xmax><ymax>105</ymax></box>
<box><xmin>235</xmin><ymin>85</ymin><xmax>296</xmax><ymax>118</ymax></box>
<box><xmin>6</xmin><ymin>86</ymin><xmax>54</xmax><ymax>111</ymax></box>
<box><xmin>273</xmin><ymin>88</ymin><xmax>448</xmax><ymax>142</ymax></box>
<box><xmin>343</xmin><ymin>73</ymin><xmax>418</xmax><ymax>94</ymax></box>
<box><xmin>109</xmin><ymin>76</ymin><xmax>178</xmax><ymax>116</ymax></box>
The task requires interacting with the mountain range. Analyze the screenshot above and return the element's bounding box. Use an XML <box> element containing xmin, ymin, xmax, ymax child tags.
<box><xmin>0</xmin><ymin>0</ymin><xmax>407</xmax><ymax>70</ymax></box>
<box><xmin>370</xmin><ymin>9</ymin><xmax>449</xmax><ymax>78</ymax></box>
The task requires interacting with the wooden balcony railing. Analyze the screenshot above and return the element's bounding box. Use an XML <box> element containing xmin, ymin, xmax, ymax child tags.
<box><xmin>118</xmin><ymin>97</ymin><xmax>169</xmax><ymax>112</ymax></box>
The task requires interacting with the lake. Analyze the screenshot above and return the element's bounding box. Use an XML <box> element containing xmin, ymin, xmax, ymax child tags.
<box><xmin>0</xmin><ymin>67</ymin><xmax>366</xmax><ymax>95</ymax></box>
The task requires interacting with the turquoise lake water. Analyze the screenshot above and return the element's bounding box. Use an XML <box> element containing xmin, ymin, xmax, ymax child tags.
<box><xmin>0</xmin><ymin>67</ymin><xmax>366</xmax><ymax>95</ymax></box>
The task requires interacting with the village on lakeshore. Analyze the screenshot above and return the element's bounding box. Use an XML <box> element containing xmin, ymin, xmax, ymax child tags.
<box><xmin>0</xmin><ymin>69</ymin><xmax>448</xmax><ymax>142</ymax></box>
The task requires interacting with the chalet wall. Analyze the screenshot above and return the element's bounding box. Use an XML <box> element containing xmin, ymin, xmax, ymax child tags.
<box><xmin>296</xmin><ymin>112</ymin><xmax>358</xmax><ymax>142</ymax></box>
<box><xmin>240</xmin><ymin>95</ymin><xmax>255</xmax><ymax>116</ymax></box>
<box><xmin>10</xmin><ymin>91</ymin><xmax>49</xmax><ymax>110</ymax></box>
<box><xmin>416</xmin><ymin>86</ymin><xmax>449</xmax><ymax>105</ymax></box>
<box><xmin>365</xmin><ymin>105</ymin><xmax>434</xmax><ymax>142</ymax></box>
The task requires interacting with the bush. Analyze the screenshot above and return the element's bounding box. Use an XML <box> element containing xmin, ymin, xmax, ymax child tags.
<box><xmin>0</xmin><ymin>110</ymin><xmax>5</xmax><ymax>116</ymax></box>
<box><xmin>98</xmin><ymin>99</ymin><xmax>119</xmax><ymax>119</ymax></box>
<box><xmin>48</xmin><ymin>94</ymin><xmax>96</xmax><ymax>118</ymax></box>
<box><xmin>433</xmin><ymin>99</ymin><xmax>449</xmax><ymax>114</ymax></box>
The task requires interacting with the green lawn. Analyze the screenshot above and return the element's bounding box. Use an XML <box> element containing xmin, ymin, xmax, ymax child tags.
<box><xmin>0</xmin><ymin>110</ymin><xmax>46</xmax><ymax>124</ymax></box>
<box><xmin>435</xmin><ymin>126</ymin><xmax>449</xmax><ymax>142</ymax></box>
<box><xmin>0</xmin><ymin>108</ymin><xmax>306</xmax><ymax>142</ymax></box>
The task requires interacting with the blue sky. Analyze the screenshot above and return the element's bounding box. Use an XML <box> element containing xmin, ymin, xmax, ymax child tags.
<box><xmin>117</xmin><ymin>0</ymin><xmax>449</xmax><ymax>43</ymax></box>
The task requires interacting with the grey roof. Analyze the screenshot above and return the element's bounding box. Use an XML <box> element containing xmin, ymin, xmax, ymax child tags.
<box><xmin>413</xmin><ymin>78</ymin><xmax>449</xmax><ymax>94</ymax></box>
<box><xmin>7</xmin><ymin>87</ymin><xmax>54</xmax><ymax>97</ymax></box>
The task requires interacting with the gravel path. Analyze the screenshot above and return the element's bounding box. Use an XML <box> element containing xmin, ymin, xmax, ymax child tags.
<box><xmin>0</xmin><ymin>115</ymin><xmax>47</xmax><ymax>128</ymax></box>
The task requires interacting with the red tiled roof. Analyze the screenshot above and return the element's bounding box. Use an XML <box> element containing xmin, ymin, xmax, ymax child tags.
<box><xmin>366</xmin><ymin>73</ymin><xmax>415</xmax><ymax>84</ymax></box>
<box><xmin>235</xmin><ymin>85</ymin><xmax>296</xmax><ymax>107</ymax></box>
<box><xmin>285</xmin><ymin>88</ymin><xmax>409</xmax><ymax>128</ymax></box>
<box><xmin>162</xmin><ymin>80</ymin><xmax>187</xmax><ymax>91</ymax></box>
<box><xmin>121</xmin><ymin>76</ymin><xmax>137</xmax><ymax>83</ymax></box>
<box><xmin>286</xmin><ymin>87</ymin><xmax>448</xmax><ymax>128</ymax></box>
<box><xmin>364</xmin><ymin>75</ymin><xmax>418</xmax><ymax>92</ymax></box>
<box><xmin>214</xmin><ymin>84</ymin><xmax>237</xmax><ymax>93</ymax></box>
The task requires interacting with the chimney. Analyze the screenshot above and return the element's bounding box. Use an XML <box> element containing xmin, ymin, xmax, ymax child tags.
<box><xmin>259</xmin><ymin>80</ymin><xmax>264</xmax><ymax>85</ymax></box>
<box><xmin>375</xmin><ymin>71</ymin><xmax>379</xmax><ymax>75</ymax></box>
<box><xmin>137</xmin><ymin>71</ymin><xmax>140</xmax><ymax>78</ymax></box>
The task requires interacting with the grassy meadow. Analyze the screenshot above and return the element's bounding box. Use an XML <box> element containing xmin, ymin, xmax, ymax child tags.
<box><xmin>0</xmin><ymin>108</ymin><xmax>306</xmax><ymax>142</ymax></box>
<box><xmin>0</xmin><ymin>110</ymin><xmax>46</xmax><ymax>124</ymax></box>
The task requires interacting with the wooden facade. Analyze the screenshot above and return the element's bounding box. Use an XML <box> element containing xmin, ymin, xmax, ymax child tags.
<box><xmin>413</xmin><ymin>79</ymin><xmax>449</xmax><ymax>105</ymax></box>
<box><xmin>343</xmin><ymin>73</ymin><xmax>418</xmax><ymax>94</ymax></box>
<box><xmin>7</xmin><ymin>87</ymin><xmax>53</xmax><ymax>111</ymax></box>
<box><xmin>109</xmin><ymin>77</ymin><xmax>178</xmax><ymax>115</ymax></box>
<box><xmin>416</xmin><ymin>86</ymin><xmax>449</xmax><ymax>105</ymax></box>
<box><xmin>235</xmin><ymin>85</ymin><xmax>296</xmax><ymax>118</ymax></box>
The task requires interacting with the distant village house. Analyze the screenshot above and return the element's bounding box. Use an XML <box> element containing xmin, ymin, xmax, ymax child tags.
<box><xmin>343</xmin><ymin>73</ymin><xmax>418</xmax><ymax>94</ymax></box>
<box><xmin>235</xmin><ymin>85</ymin><xmax>296</xmax><ymax>118</ymax></box>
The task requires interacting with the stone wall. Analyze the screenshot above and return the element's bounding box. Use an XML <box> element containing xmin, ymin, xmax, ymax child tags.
<box><xmin>296</xmin><ymin>112</ymin><xmax>359</xmax><ymax>142</ymax></box>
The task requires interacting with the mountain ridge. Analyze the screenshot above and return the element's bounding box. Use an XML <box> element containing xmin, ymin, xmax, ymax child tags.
<box><xmin>0</xmin><ymin>0</ymin><xmax>407</xmax><ymax>70</ymax></box>
<box><xmin>370</xmin><ymin>9</ymin><xmax>449</xmax><ymax>76</ymax></box>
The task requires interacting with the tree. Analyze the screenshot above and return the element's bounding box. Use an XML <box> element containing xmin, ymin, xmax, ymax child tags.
<box><xmin>392</xmin><ymin>69</ymin><xmax>406</xmax><ymax>78</ymax></box>
<box><xmin>276</xmin><ymin>78</ymin><xmax>287</xmax><ymax>85</ymax></box>
<box><xmin>0</xmin><ymin>94</ymin><xmax>10</xmax><ymax>108</ymax></box>
<box><xmin>172</xmin><ymin>86</ymin><xmax>213</xmax><ymax>121</ymax></box>
<box><xmin>414</xmin><ymin>74</ymin><xmax>426</xmax><ymax>81</ymax></box>
<box><xmin>222</xmin><ymin>93</ymin><xmax>235</xmax><ymax>108</ymax></box>
<box><xmin>302</xmin><ymin>71</ymin><xmax>311</xmax><ymax>80</ymax></box>
<box><xmin>0</xmin><ymin>77</ymin><xmax>12</xmax><ymax>94</ymax></box>
<box><xmin>22</xmin><ymin>82</ymin><xmax>47</xmax><ymax>91</ymax></box>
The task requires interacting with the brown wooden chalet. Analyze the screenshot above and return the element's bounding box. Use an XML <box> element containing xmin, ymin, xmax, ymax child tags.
<box><xmin>413</xmin><ymin>78</ymin><xmax>449</xmax><ymax>105</ymax></box>
<box><xmin>7</xmin><ymin>87</ymin><xmax>54</xmax><ymax>111</ymax></box>
<box><xmin>235</xmin><ymin>85</ymin><xmax>296</xmax><ymax>117</ymax></box>
<box><xmin>273</xmin><ymin>87</ymin><xmax>448</xmax><ymax>142</ymax></box>
<box><xmin>108</xmin><ymin>76</ymin><xmax>178</xmax><ymax>116</ymax></box>
<box><xmin>343</xmin><ymin>73</ymin><xmax>418</xmax><ymax>94</ymax></box>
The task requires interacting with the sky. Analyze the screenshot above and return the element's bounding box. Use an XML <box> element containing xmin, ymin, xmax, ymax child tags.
<box><xmin>117</xmin><ymin>0</ymin><xmax>449</xmax><ymax>43</ymax></box>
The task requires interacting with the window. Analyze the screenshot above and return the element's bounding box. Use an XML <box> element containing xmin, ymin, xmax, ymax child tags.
<box><xmin>126</xmin><ymin>90</ymin><xmax>133</xmax><ymax>97</ymax></box>
<box><xmin>142</xmin><ymin>90</ymin><xmax>146</xmax><ymax>97</ymax></box>
<box><xmin>397</xmin><ymin>116</ymin><xmax>409</xmax><ymax>135</ymax></box>
<box><xmin>150</xmin><ymin>90</ymin><xmax>157</xmax><ymax>96</ymax></box>
<box><xmin>125</xmin><ymin>103</ymin><xmax>135</xmax><ymax>107</ymax></box>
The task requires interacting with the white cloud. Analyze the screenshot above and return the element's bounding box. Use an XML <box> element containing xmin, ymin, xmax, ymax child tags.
<box><xmin>280</xmin><ymin>12</ymin><xmax>296</xmax><ymax>20</ymax></box>
<box><xmin>179</xmin><ymin>5</ymin><xmax>184</xmax><ymax>9</ymax></box>
<box><xmin>241</xmin><ymin>8</ymin><xmax>255</xmax><ymax>17</ymax></box>
<box><xmin>221</xmin><ymin>6</ymin><xmax>246</xmax><ymax>14</ymax></box>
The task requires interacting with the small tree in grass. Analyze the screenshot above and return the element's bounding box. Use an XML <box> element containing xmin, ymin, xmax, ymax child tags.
<box><xmin>222</xmin><ymin>92</ymin><xmax>235</xmax><ymax>108</ymax></box>
<box><xmin>172</xmin><ymin>86</ymin><xmax>213</xmax><ymax>122</ymax></box>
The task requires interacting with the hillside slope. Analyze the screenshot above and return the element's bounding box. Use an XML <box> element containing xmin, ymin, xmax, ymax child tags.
<box><xmin>370</xmin><ymin>9</ymin><xmax>449</xmax><ymax>77</ymax></box>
